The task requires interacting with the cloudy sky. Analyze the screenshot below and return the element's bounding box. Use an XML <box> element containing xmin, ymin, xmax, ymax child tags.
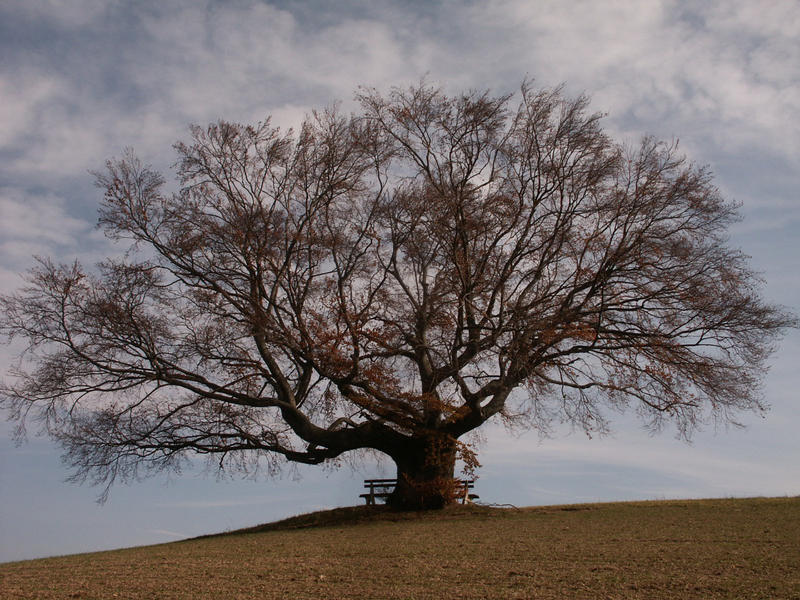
<box><xmin>1</xmin><ymin>0</ymin><xmax>798</xmax><ymax>562</ymax></box>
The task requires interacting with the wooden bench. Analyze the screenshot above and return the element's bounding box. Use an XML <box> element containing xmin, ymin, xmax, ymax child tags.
<box><xmin>360</xmin><ymin>478</ymin><xmax>479</xmax><ymax>505</ymax></box>
<box><xmin>359</xmin><ymin>478</ymin><xmax>398</xmax><ymax>505</ymax></box>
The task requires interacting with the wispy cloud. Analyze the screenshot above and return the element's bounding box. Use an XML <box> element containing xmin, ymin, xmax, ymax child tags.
<box><xmin>147</xmin><ymin>529</ymin><xmax>188</xmax><ymax>539</ymax></box>
<box><xmin>154</xmin><ymin>498</ymin><xmax>275</xmax><ymax>509</ymax></box>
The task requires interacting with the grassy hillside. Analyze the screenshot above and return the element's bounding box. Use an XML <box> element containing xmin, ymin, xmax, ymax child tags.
<box><xmin>1</xmin><ymin>497</ymin><xmax>798</xmax><ymax>599</ymax></box>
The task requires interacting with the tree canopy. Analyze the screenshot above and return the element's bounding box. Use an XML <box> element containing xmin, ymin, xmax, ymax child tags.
<box><xmin>1</xmin><ymin>81</ymin><xmax>795</xmax><ymax>508</ymax></box>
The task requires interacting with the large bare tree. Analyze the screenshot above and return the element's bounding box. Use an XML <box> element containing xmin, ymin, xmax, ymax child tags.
<box><xmin>2</xmin><ymin>82</ymin><xmax>795</xmax><ymax>508</ymax></box>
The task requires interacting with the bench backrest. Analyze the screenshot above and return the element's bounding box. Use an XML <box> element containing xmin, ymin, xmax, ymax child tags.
<box><xmin>363</xmin><ymin>478</ymin><xmax>474</xmax><ymax>487</ymax></box>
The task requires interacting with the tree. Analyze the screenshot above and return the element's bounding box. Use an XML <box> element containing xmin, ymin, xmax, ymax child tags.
<box><xmin>1</xmin><ymin>81</ymin><xmax>795</xmax><ymax>509</ymax></box>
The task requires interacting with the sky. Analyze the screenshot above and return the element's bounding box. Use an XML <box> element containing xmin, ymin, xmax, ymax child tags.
<box><xmin>1</xmin><ymin>0</ymin><xmax>798</xmax><ymax>563</ymax></box>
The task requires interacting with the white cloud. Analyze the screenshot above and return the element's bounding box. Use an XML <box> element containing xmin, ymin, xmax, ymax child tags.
<box><xmin>459</xmin><ymin>0</ymin><xmax>800</xmax><ymax>161</ymax></box>
<box><xmin>0</xmin><ymin>189</ymin><xmax>92</xmax><ymax>263</ymax></box>
<box><xmin>6</xmin><ymin>0</ymin><xmax>792</xmax><ymax>195</ymax></box>
<box><xmin>130</xmin><ymin>2</ymin><xmax>430</xmax><ymax>124</ymax></box>
<box><xmin>0</xmin><ymin>75</ymin><xmax>63</xmax><ymax>149</ymax></box>
<box><xmin>1</xmin><ymin>2</ymin><xmax>437</xmax><ymax>188</ymax></box>
<box><xmin>3</xmin><ymin>0</ymin><xmax>110</xmax><ymax>29</ymax></box>
<box><xmin>0</xmin><ymin>69</ymin><xmax>180</xmax><ymax>183</ymax></box>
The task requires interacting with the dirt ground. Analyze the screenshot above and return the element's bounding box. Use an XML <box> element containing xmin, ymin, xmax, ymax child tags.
<box><xmin>2</xmin><ymin>497</ymin><xmax>798</xmax><ymax>599</ymax></box>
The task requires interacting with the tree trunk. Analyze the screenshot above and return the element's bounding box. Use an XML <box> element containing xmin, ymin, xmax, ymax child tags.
<box><xmin>388</xmin><ymin>433</ymin><xmax>458</xmax><ymax>510</ymax></box>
